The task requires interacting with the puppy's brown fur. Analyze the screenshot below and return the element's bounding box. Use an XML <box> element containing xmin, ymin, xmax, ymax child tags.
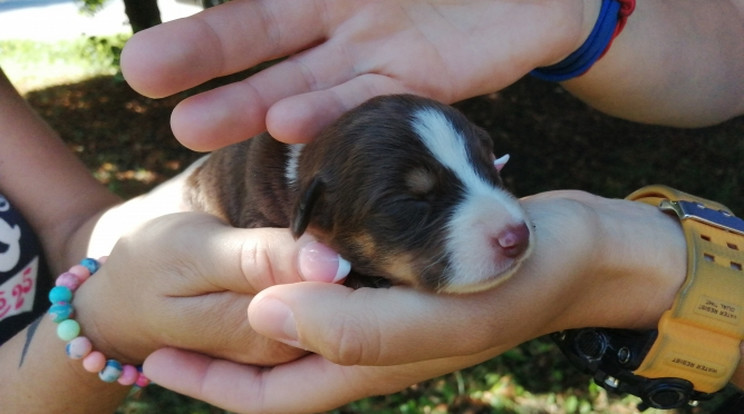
<box><xmin>186</xmin><ymin>94</ymin><xmax>530</xmax><ymax>292</ymax></box>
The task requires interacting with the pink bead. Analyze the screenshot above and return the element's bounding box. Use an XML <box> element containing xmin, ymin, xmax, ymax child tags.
<box><xmin>66</xmin><ymin>336</ymin><xmax>92</xmax><ymax>359</ymax></box>
<box><xmin>67</xmin><ymin>264</ymin><xmax>91</xmax><ymax>283</ymax></box>
<box><xmin>98</xmin><ymin>256</ymin><xmax>108</xmax><ymax>264</ymax></box>
<box><xmin>55</xmin><ymin>272</ymin><xmax>82</xmax><ymax>291</ymax></box>
<box><xmin>82</xmin><ymin>351</ymin><xmax>106</xmax><ymax>373</ymax></box>
<box><xmin>118</xmin><ymin>364</ymin><xmax>139</xmax><ymax>386</ymax></box>
<box><xmin>135</xmin><ymin>373</ymin><xmax>151</xmax><ymax>388</ymax></box>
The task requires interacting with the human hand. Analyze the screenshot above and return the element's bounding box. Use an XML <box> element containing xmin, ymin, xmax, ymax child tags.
<box><xmin>71</xmin><ymin>212</ymin><xmax>349</xmax><ymax>366</ymax></box>
<box><xmin>121</xmin><ymin>0</ymin><xmax>593</xmax><ymax>150</ymax></box>
<box><xmin>142</xmin><ymin>191</ymin><xmax>689</xmax><ymax>413</ymax></box>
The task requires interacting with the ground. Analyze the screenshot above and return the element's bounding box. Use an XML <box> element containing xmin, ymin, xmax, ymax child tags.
<box><xmin>26</xmin><ymin>74</ymin><xmax>744</xmax><ymax>209</ymax></box>
<box><xmin>23</xmin><ymin>72</ymin><xmax>744</xmax><ymax>413</ymax></box>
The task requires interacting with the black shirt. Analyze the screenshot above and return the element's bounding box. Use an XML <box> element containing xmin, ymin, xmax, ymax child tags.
<box><xmin>0</xmin><ymin>194</ymin><xmax>52</xmax><ymax>344</ymax></box>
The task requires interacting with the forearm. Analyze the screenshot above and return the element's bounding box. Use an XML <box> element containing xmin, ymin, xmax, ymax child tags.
<box><xmin>0</xmin><ymin>317</ymin><xmax>129</xmax><ymax>413</ymax></box>
<box><xmin>0</xmin><ymin>71</ymin><xmax>121</xmax><ymax>273</ymax></box>
<box><xmin>562</xmin><ymin>0</ymin><xmax>744</xmax><ymax>127</ymax></box>
<box><xmin>526</xmin><ymin>191</ymin><xmax>744</xmax><ymax>390</ymax></box>
<box><xmin>512</xmin><ymin>192</ymin><xmax>687</xmax><ymax>335</ymax></box>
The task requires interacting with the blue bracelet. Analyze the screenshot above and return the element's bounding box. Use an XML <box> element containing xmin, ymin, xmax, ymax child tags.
<box><xmin>530</xmin><ymin>0</ymin><xmax>622</xmax><ymax>82</ymax></box>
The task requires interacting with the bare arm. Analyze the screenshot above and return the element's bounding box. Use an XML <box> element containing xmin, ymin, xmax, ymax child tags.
<box><xmin>0</xmin><ymin>68</ymin><xmax>130</xmax><ymax>412</ymax></box>
<box><xmin>0</xmin><ymin>214</ymin><xmax>322</xmax><ymax>413</ymax></box>
<box><xmin>0</xmin><ymin>69</ymin><xmax>339</xmax><ymax>411</ymax></box>
<box><xmin>563</xmin><ymin>0</ymin><xmax>744</xmax><ymax>127</ymax></box>
<box><xmin>0</xmin><ymin>71</ymin><xmax>121</xmax><ymax>273</ymax></box>
<box><xmin>121</xmin><ymin>0</ymin><xmax>744</xmax><ymax>150</ymax></box>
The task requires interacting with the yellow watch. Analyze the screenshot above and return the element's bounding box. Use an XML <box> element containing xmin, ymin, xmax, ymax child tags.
<box><xmin>627</xmin><ymin>185</ymin><xmax>744</xmax><ymax>394</ymax></box>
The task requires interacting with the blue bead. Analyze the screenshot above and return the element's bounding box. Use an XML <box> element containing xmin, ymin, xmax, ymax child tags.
<box><xmin>48</xmin><ymin>303</ymin><xmax>74</xmax><ymax>323</ymax></box>
<box><xmin>80</xmin><ymin>258</ymin><xmax>100</xmax><ymax>274</ymax></box>
<box><xmin>99</xmin><ymin>359</ymin><xmax>123</xmax><ymax>382</ymax></box>
<box><xmin>48</xmin><ymin>286</ymin><xmax>72</xmax><ymax>304</ymax></box>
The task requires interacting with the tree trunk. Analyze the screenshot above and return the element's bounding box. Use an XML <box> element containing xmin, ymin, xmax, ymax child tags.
<box><xmin>123</xmin><ymin>0</ymin><xmax>162</xmax><ymax>33</ymax></box>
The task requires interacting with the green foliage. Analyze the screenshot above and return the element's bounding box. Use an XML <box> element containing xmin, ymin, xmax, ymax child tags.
<box><xmin>77</xmin><ymin>0</ymin><xmax>109</xmax><ymax>15</ymax></box>
<box><xmin>80</xmin><ymin>35</ymin><xmax>127</xmax><ymax>78</ymax></box>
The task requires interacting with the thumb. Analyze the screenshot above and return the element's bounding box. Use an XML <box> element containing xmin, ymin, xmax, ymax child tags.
<box><xmin>247</xmin><ymin>282</ymin><xmax>518</xmax><ymax>366</ymax></box>
<box><xmin>112</xmin><ymin>213</ymin><xmax>350</xmax><ymax>294</ymax></box>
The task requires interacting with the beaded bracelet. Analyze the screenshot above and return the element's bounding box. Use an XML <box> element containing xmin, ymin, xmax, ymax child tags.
<box><xmin>530</xmin><ymin>0</ymin><xmax>636</xmax><ymax>82</ymax></box>
<box><xmin>48</xmin><ymin>257</ymin><xmax>150</xmax><ymax>387</ymax></box>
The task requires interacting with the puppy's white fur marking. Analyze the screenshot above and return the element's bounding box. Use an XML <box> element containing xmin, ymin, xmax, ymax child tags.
<box><xmin>410</xmin><ymin>109</ymin><xmax>524</xmax><ymax>221</ymax></box>
<box><xmin>285</xmin><ymin>144</ymin><xmax>305</xmax><ymax>186</ymax></box>
<box><xmin>411</xmin><ymin>108</ymin><xmax>530</xmax><ymax>292</ymax></box>
<box><xmin>411</xmin><ymin>109</ymin><xmax>478</xmax><ymax>186</ymax></box>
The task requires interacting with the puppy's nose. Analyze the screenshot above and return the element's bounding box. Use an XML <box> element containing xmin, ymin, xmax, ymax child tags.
<box><xmin>495</xmin><ymin>222</ymin><xmax>530</xmax><ymax>258</ymax></box>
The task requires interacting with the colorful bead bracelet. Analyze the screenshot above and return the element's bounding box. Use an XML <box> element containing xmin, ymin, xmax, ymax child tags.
<box><xmin>48</xmin><ymin>257</ymin><xmax>150</xmax><ymax>387</ymax></box>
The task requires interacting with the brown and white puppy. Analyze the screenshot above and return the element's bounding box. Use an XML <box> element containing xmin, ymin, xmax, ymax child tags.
<box><xmin>185</xmin><ymin>94</ymin><xmax>531</xmax><ymax>293</ymax></box>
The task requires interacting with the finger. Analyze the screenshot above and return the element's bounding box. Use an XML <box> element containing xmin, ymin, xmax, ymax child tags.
<box><xmin>122</xmin><ymin>214</ymin><xmax>298</xmax><ymax>294</ymax></box>
<box><xmin>121</xmin><ymin>0</ymin><xmax>330</xmax><ymax>98</ymax></box>
<box><xmin>144</xmin><ymin>348</ymin><xmax>364</xmax><ymax>414</ymax></box>
<box><xmin>144</xmin><ymin>347</ymin><xmax>493</xmax><ymax>414</ymax></box>
<box><xmin>168</xmin><ymin>50</ymin><xmax>365</xmax><ymax>149</ymax></box>
<box><xmin>112</xmin><ymin>213</ymin><xmax>345</xmax><ymax>296</ymax></box>
<box><xmin>247</xmin><ymin>282</ymin><xmax>545</xmax><ymax>366</ymax></box>
<box><xmin>171</xmin><ymin>69</ymin><xmax>413</xmax><ymax>149</ymax></box>
<box><xmin>167</xmin><ymin>37</ymin><xmax>411</xmax><ymax>148</ymax></box>
<box><xmin>265</xmin><ymin>74</ymin><xmax>412</xmax><ymax>143</ymax></box>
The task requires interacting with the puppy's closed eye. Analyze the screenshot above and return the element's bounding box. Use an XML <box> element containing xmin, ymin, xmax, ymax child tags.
<box><xmin>405</xmin><ymin>168</ymin><xmax>437</xmax><ymax>196</ymax></box>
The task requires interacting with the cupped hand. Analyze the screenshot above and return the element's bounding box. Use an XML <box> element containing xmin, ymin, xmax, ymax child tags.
<box><xmin>71</xmin><ymin>212</ymin><xmax>348</xmax><ymax>366</ymax></box>
<box><xmin>142</xmin><ymin>191</ymin><xmax>688</xmax><ymax>413</ymax></box>
<box><xmin>121</xmin><ymin>0</ymin><xmax>589</xmax><ymax>149</ymax></box>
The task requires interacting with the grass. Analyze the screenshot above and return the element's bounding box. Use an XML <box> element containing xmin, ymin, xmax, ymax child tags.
<box><xmin>0</xmin><ymin>35</ymin><xmax>127</xmax><ymax>93</ymax></box>
<box><xmin>5</xmin><ymin>35</ymin><xmax>744</xmax><ymax>413</ymax></box>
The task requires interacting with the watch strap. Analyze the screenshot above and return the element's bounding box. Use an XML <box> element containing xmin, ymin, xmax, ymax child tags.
<box><xmin>627</xmin><ymin>185</ymin><xmax>744</xmax><ymax>393</ymax></box>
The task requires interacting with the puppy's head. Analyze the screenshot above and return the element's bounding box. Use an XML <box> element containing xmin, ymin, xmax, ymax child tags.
<box><xmin>290</xmin><ymin>94</ymin><xmax>531</xmax><ymax>293</ymax></box>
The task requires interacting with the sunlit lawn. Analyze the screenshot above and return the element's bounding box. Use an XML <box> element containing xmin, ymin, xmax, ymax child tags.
<box><xmin>1</xmin><ymin>35</ymin><xmax>127</xmax><ymax>93</ymax></box>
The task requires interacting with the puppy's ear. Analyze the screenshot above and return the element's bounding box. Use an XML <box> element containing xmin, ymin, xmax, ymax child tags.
<box><xmin>291</xmin><ymin>176</ymin><xmax>325</xmax><ymax>238</ymax></box>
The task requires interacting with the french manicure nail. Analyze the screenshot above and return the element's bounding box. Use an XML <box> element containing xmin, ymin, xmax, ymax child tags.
<box><xmin>299</xmin><ymin>241</ymin><xmax>351</xmax><ymax>283</ymax></box>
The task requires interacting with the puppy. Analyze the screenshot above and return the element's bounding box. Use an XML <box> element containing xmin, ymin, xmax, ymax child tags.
<box><xmin>186</xmin><ymin>94</ymin><xmax>532</xmax><ymax>293</ymax></box>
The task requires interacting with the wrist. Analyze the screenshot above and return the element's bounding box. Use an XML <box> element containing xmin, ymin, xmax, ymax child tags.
<box><xmin>595</xmin><ymin>199</ymin><xmax>687</xmax><ymax>328</ymax></box>
<box><xmin>534</xmin><ymin>192</ymin><xmax>686</xmax><ymax>331</ymax></box>
<box><xmin>50</xmin><ymin>258</ymin><xmax>151</xmax><ymax>385</ymax></box>
<box><xmin>71</xmin><ymin>269</ymin><xmax>145</xmax><ymax>364</ymax></box>
<box><xmin>538</xmin><ymin>0</ymin><xmax>602</xmax><ymax>68</ymax></box>
<box><xmin>532</xmin><ymin>0</ymin><xmax>635</xmax><ymax>81</ymax></box>
<box><xmin>547</xmin><ymin>187</ymin><xmax>744</xmax><ymax>406</ymax></box>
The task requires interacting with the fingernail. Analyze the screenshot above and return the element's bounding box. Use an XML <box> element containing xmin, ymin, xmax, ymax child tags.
<box><xmin>299</xmin><ymin>241</ymin><xmax>351</xmax><ymax>283</ymax></box>
<box><xmin>253</xmin><ymin>297</ymin><xmax>301</xmax><ymax>348</ymax></box>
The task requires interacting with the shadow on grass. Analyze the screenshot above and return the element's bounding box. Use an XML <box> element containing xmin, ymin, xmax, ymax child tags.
<box><xmin>27</xmin><ymin>74</ymin><xmax>744</xmax><ymax>209</ymax></box>
<box><xmin>455</xmin><ymin>78</ymin><xmax>744</xmax><ymax>211</ymax></box>
<box><xmin>24</xmin><ymin>74</ymin><xmax>744</xmax><ymax>413</ymax></box>
<box><xmin>25</xmin><ymin>75</ymin><xmax>201</xmax><ymax>199</ymax></box>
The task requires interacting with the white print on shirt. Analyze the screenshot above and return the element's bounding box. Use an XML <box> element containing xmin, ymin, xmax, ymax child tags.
<box><xmin>0</xmin><ymin>256</ymin><xmax>39</xmax><ymax>321</ymax></box>
<box><xmin>0</xmin><ymin>217</ymin><xmax>22</xmax><ymax>272</ymax></box>
<box><xmin>0</xmin><ymin>195</ymin><xmax>39</xmax><ymax>322</ymax></box>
